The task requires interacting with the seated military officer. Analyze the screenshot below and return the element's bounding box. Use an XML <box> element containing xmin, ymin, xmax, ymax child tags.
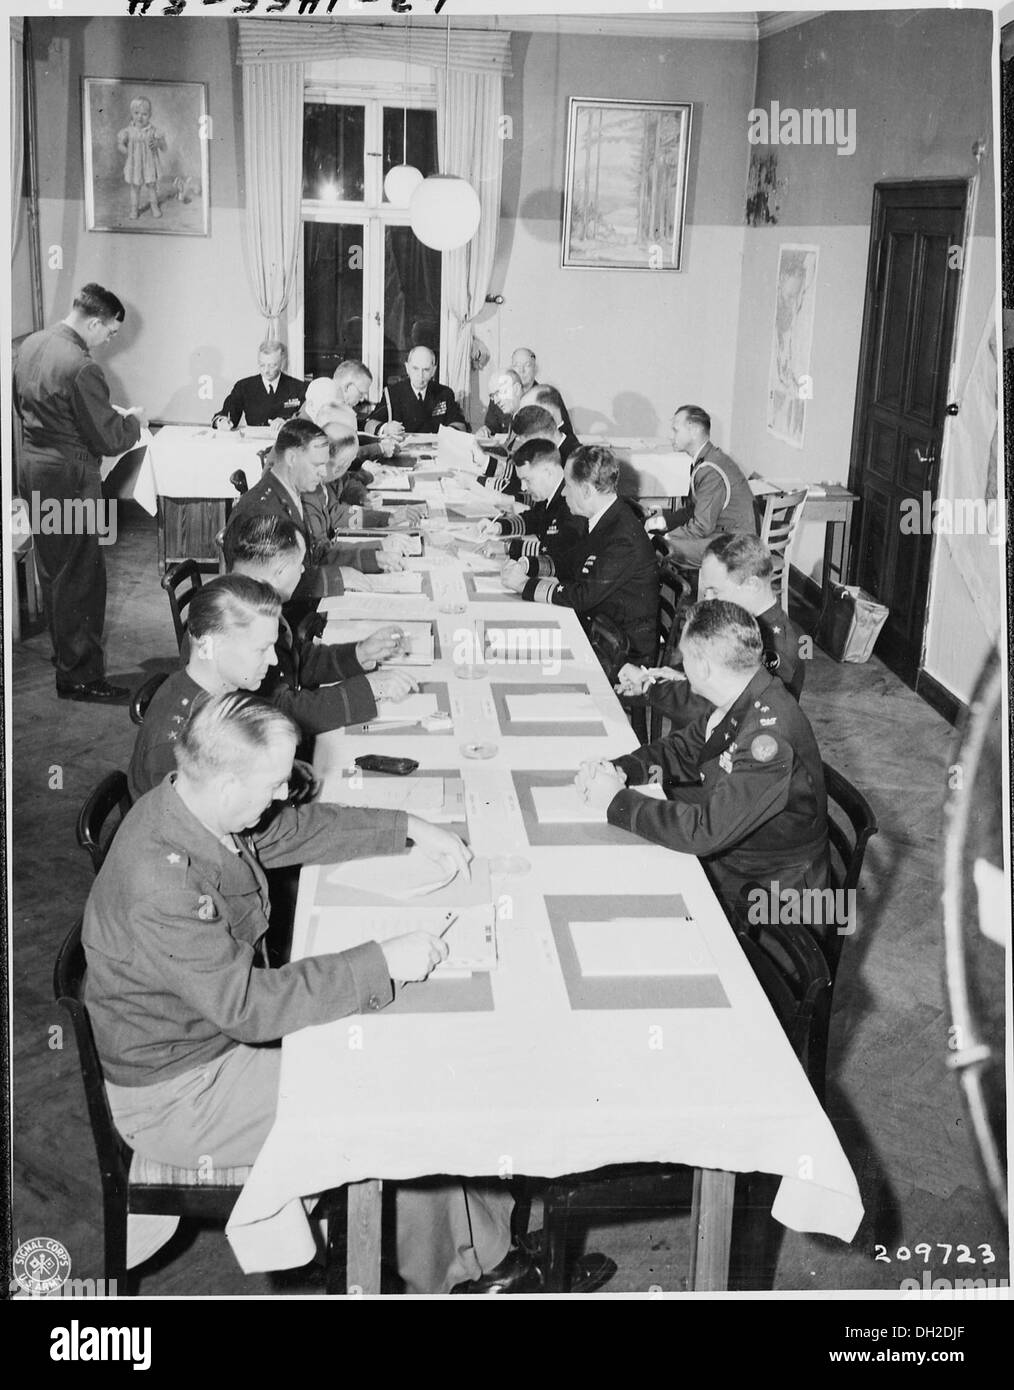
<box><xmin>473</xmin><ymin>405</ymin><xmax>565</xmax><ymax>501</ymax></box>
<box><xmin>86</xmin><ymin>691</ymin><xmax>526</xmax><ymax>1292</ymax></box>
<box><xmin>644</xmin><ymin>405</ymin><xmax>758</xmax><ymax>569</ymax></box>
<box><xmin>365</xmin><ymin>345</ymin><xmax>468</xmax><ymax>438</ymax></box>
<box><xmin>213</xmin><ymin>340</ymin><xmax>306</xmax><ymax>431</ymax></box>
<box><xmin>223</xmin><ymin>514</ymin><xmax>416</xmax><ymax>737</ymax></box>
<box><xmin>577</xmin><ymin>599</ymin><xmax>828</xmax><ymax>932</ymax></box>
<box><xmin>224</xmin><ymin>419</ymin><xmax>403</xmax><ymax>609</ymax></box>
<box><xmin>500</xmin><ymin>445</ymin><xmax>660</xmax><ymax>668</ymax></box>
<box><xmin>304</xmin><ymin>421</ymin><xmax>425</xmax><ymax>551</ymax></box>
<box><xmin>477</xmin><ymin>439</ymin><xmax>584</xmax><ymax>584</ymax></box>
<box><xmin>616</xmin><ymin>532</ymin><xmax>806</xmax><ymax>734</ymax></box>
<box><xmin>521</xmin><ymin>384</ymin><xmax>580</xmax><ymax>463</ymax></box>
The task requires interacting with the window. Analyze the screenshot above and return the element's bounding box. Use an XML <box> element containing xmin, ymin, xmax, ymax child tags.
<box><xmin>299</xmin><ymin>82</ymin><xmax>442</xmax><ymax>394</ymax></box>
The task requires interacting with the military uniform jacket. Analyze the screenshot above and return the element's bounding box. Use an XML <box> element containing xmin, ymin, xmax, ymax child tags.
<box><xmin>83</xmin><ymin>779</ymin><xmax>405</xmax><ymax>1088</ymax></box>
<box><xmin>213</xmin><ymin>372</ymin><xmax>306</xmax><ymax>429</ymax></box>
<box><xmin>302</xmin><ymin>482</ymin><xmax>390</xmax><ymax>559</ymax></box>
<box><xmin>647</xmin><ymin>599</ymin><xmax>805</xmax><ymax>727</ymax></box>
<box><xmin>663</xmin><ymin>443</ymin><xmax>758</xmax><ymax>544</ymax></box>
<box><xmin>261</xmin><ymin>618</ymin><xmax>377</xmax><ymax>735</ymax></box>
<box><xmin>14</xmin><ymin>323</ymin><xmax>141</xmax><ymax>469</ymax></box>
<box><xmin>367</xmin><ymin>378</ymin><xmax>468</xmax><ymax>434</ymax></box>
<box><xmin>225</xmin><ymin>470</ymin><xmax>379</xmax><ymax>606</ymax></box>
<box><xmin>522</xmin><ymin>496</ymin><xmax>660</xmax><ymax>664</ymax></box>
<box><xmin>495</xmin><ymin>479</ymin><xmax>585</xmax><ymax>582</ymax></box>
<box><xmin>609</xmin><ymin>668</ymin><xmax>828</xmax><ymax>925</ymax></box>
<box><xmin>128</xmin><ymin>668</ymin><xmax>204</xmax><ymax>802</ymax></box>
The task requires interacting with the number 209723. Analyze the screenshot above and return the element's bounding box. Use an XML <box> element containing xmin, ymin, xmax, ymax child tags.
<box><xmin>874</xmin><ymin>1244</ymin><xmax>995</xmax><ymax>1264</ymax></box>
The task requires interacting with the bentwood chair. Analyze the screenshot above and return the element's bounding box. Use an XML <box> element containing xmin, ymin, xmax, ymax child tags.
<box><xmin>537</xmin><ymin>922</ymin><xmax>833</xmax><ymax>1291</ymax></box>
<box><xmin>160</xmin><ymin>559</ymin><xmax>204</xmax><ymax>652</ymax></box>
<box><xmin>129</xmin><ymin>671</ymin><xmax>170</xmax><ymax>727</ymax></box>
<box><xmin>54</xmin><ymin>918</ymin><xmax>349</xmax><ymax>1295</ymax></box>
<box><xmin>758</xmin><ymin>490</ymin><xmax>807</xmax><ymax>612</ymax></box>
<box><xmin>76</xmin><ymin>771</ymin><xmax>133</xmax><ymax>876</ymax></box>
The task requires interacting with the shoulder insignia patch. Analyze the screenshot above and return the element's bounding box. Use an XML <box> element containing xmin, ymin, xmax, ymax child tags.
<box><xmin>759</xmin><ymin>717</ymin><xmax>777</xmax><ymax>727</ymax></box>
<box><xmin>750</xmin><ymin>734</ymin><xmax>779</xmax><ymax>762</ymax></box>
<box><xmin>718</xmin><ymin>751</ymin><xmax>734</xmax><ymax>774</ymax></box>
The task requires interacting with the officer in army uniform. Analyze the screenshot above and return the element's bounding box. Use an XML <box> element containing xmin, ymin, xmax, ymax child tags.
<box><xmin>477</xmin><ymin>438</ymin><xmax>585</xmax><ymax>583</ymax></box>
<box><xmin>86</xmin><ymin>692</ymin><xmax>526</xmax><ymax>1293</ymax></box>
<box><xmin>616</xmin><ymin>531</ymin><xmax>806</xmax><ymax>734</ymax></box>
<box><xmin>501</xmin><ymin>445</ymin><xmax>659</xmax><ymax>667</ymax></box>
<box><xmin>578</xmin><ymin>599</ymin><xmax>828</xmax><ymax>931</ymax></box>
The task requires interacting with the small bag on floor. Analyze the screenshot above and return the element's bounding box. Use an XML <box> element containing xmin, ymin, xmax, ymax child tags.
<box><xmin>816</xmin><ymin>585</ymin><xmax>889</xmax><ymax>663</ymax></box>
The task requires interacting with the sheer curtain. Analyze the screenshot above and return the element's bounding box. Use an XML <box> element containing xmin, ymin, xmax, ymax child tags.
<box><xmin>241</xmin><ymin>61</ymin><xmax>304</xmax><ymax>338</ymax></box>
<box><xmin>436</xmin><ymin>68</ymin><xmax>504</xmax><ymax>409</ymax></box>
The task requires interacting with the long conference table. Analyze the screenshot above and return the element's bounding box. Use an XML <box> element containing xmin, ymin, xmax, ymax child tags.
<box><xmin>223</xmin><ymin>467</ymin><xmax>863</xmax><ymax>1294</ymax></box>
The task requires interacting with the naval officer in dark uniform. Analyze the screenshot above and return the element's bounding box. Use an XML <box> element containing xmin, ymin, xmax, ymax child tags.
<box><xmin>365</xmin><ymin>345</ymin><xmax>468</xmax><ymax>437</ymax></box>
<box><xmin>14</xmin><ymin>283</ymin><xmax>143</xmax><ymax>702</ymax></box>
<box><xmin>479</xmin><ymin>438</ymin><xmax>585</xmax><ymax>583</ymax></box>
<box><xmin>500</xmin><ymin>445</ymin><xmax>659</xmax><ymax>667</ymax></box>
<box><xmin>213</xmin><ymin>340</ymin><xmax>306</xmax><ymax>431</ymax></box>
<box><xmin>578</xmin><ymin>599</ymin><xmax>828</xmax><ymax>934</ymax></box>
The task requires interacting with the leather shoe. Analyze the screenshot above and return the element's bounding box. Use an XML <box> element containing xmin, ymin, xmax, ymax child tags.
<box><xmin>517</xmin><ymin>1231</ymin><xmax>617</xmax><ymax>1294</ymax></box>
<box><xmin>56</xmin><ymin>678</ymin><xmax>130</xmax><ymax>704</ymax></box>
<box><xmin>451</xmin><ymin>1246</ymin><xmax>541</xmax><ymax>1295</ymax></box>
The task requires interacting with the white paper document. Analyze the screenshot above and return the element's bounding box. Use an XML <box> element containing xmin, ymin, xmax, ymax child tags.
<box><xmin>366</xmin><ymin>469</ymin><xmax>412</xmax><ymax>491</ymax></box>
<box><xmin>531</xmin><ymin>785</ymin><xmax>608</xmax><ymax>824</ymax></box>
<box><xmin>326</xmin><ymin>845</ymin><xmax>456</xmax><ymax>898</ymax></box>
<box><xmin>471</xmin><ymin>574</ymin><xmax>511</xmax><ymax>595</ymax></box>
<box><xmin>506</xmin><ymin>693</ymin><xmax>598</xmax><ymax>723</ymax></box>
<box><xmin>460</xmin><ymin>553</ymin><xmax>502</xmax><ymax>574</ymax></box>
<box><xmin>570</xmin><ymin>918</ymin><xmax>713</xmax><ymax>977</ymax></box>
<box><xmin>366</xmin><ymin>572</ymin><xmax>424</xmax><ymax>594</ymax></box>
<box><xmin>437</xmin><ymin>424</ymin><xmax>482</xmax><ymax>470</ymax></box>
<box><xmin>309</xmin><ymin>903</ymin><xmax>498</xmax><ymax>975</ymax></box>
<box><xmin>370</xmin><ymin>692</ymin><xmax>439</xmax><ymax>723</ymax></box>
<box><xmin>330</xmin><ymin>776</ymin><xmax>446</xmax><ymax>813</ymax></box>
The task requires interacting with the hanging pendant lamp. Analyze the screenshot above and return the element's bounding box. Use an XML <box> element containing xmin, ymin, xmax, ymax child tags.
<box><xmin>409</xmin><ymin>16</ymin><xmax>480</xmax><ymax>252</ymax></box>
<box><xmin>384</xmin><ymin>22</ymin><xmax>423</xmax><ymax>207</ymax></box>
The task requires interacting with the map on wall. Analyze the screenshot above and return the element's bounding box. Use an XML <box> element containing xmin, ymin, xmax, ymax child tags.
<box><xmin>766</xmin><ymin>244</ymin><xmax>819</xmax><ymax>448</ymax></box>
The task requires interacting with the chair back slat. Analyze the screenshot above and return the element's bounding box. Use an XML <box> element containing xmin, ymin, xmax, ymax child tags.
<box><xmin>759</xmin><ymin>489</ymin><xmax>808</xmax><ymax>611</ymax></box>
<box><xmin>129</xmin><ymin>672</ymin><xmax>170</xmax><ymax>728</ymax></box>
<box><xmin>160</xmin><ymin>560</ymin><xmax>205</xmax><ymax>652</ymax></box>
<box><xmin>76</xmin><ymin>771</ymin><xmax>132</xmax><ymax>875</ymax></box>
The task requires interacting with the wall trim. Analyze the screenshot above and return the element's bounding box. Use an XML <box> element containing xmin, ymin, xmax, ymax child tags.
<box><xmin>757</xmin><ymin>11</ymin><xmax>826</xmax><ymax>40</ymax></box>
<box><xmin>915</xmin><ymin>669</ymin><xmax>967</xmax><ymax>727</ymax></box>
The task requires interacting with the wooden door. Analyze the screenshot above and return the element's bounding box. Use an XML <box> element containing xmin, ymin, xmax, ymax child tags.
<box><xmin>848</xmin><ymin>181</ymin><xmax>967</xmax><ymax>683</ymax></box>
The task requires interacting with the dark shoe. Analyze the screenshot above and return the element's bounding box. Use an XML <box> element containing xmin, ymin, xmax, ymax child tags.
<box><xmin>516</xmin><ymin>1230</ymin><xmax>617</xmax><ymax>1293</ymax></box>
<box><xmin>56</xmin><ymin>678</ymin><xmax>130</xmax><ymax>704</ymax></box>
<box><xmin>451</xmin><ymin>1246</ymin><xmax>541</xmax><ymax>1295</ymax></box>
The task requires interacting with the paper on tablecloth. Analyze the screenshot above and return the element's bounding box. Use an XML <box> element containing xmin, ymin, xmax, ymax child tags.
<box><xmin>506</xmin><ymin>693</ymin><xmax>599</xmax><ymax>723</ymax></box>
<box><xmin>370</xmin><ymin>693</ymin><xmax>439</xmax><ymax>722</ymax></box>
<box><xmin>570</xmin><ymin>919</ymin><xmax>712</xmax><ymax>977</ymax></box>
<box><xmin>531</xmin><ymin>785</ymin><xmax>608</xmax><ymax>824</ymax></box>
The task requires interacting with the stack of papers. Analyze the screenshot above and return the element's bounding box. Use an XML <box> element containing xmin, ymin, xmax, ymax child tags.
<box><xmin>531</xmin><ymin>785</ymin><xmax>608</xmax><ymax>824</ymax></box>
<box><xmin>366</xmin><ymin>572</ymin><xmax>424</xmax><ymax>594</ymax></box>
<box><xmin>437</xmin><ymin>425</ymin><xmax>482</xmax><ymax>471</ymax></box>
<box><xmin>370</xmin><ymin>692</ymin><xmax>440</xmax><ymax>723</ymax></box>
<box><xmin>366</xmin><ymin>468</ymin><xmax>412</xmax><ymax>491</ymax></box>
<box><xmin>570</xmin><ymin>918</ymin><xmax>712</xmax><ymax>977</ymax></box>
<box><xmin>471</xmin><ymin>575</ymin><xmax>511</xmax><ymax>595</ymax></box>
<box><xmin>332</xmin><ymin>776</ymin><xmax>446</xmax><ymax>813</ymax></box>
<box><xmin>506</xmin><ymin>693</ymin><xmax>598</xmax><ymax>723</ymax></box>
<box><xmin>309</xmin><ymin>903</ymin><xmax>498</xmax><ymax>975</ymax></box>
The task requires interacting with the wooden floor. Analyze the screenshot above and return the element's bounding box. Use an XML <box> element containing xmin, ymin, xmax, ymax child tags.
<box><xmin>9</xmin><ymin>503</ymin><xmax>1008</xmax><ymax>1296</ymax></box>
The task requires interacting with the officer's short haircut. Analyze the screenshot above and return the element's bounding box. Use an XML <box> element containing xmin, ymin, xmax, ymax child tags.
<box><xmin>568</xmin><ymin>444</ymin><xmax>619</xmax><ymax>494</ymax></box>
<box><xmin>333</xmin><ymin>359</ymin><xmax>372</xmax><ymax>386</ymax></box>
<box><xmin>74</xmin><ymin>284</ymin><xmax>126</xmax><ymax>323</ymax></box>
<box><xmin>176</xmin><ymin>693</ymin><xmax>298</xmax><ymax>782</ymax></box>
<box><xmin>188</xmin><ymin>575</ymin><xmax>281</xmax><ymax>642</ymax></box>
<box><xmin>222</xmin><ymin>513</ymin><xmax>304</xmax><ymax>570</ymax></box>
<box><xmin>274</xmin><ymin>417</ymin><xmax>327</xmax><ymax>459</ymax></box>
<box><xmin>407</xmin><ymin>344</ymin><xmax>436</xmax><ymax>367</ymax></box>
<box><xmin>704</xmin><ymin>533</ymin><xmax>774</xmax><ymax>582</ymax></box>
<box><xmin>320</xmin><ymin>420</ymin><xmax>358</xmax><ymax>462</ymax></box>
<box><xmin>680</xmin><ymin>599</ymin><xmax>763</xmax><ymax>673</ymax></box>
<box><xmin>512</xmin><ymin>405</ymin><xmax>558</xmax><ymax>442</ymax></box>
<box><xmin>675</xmin><ymin>404</ymin><xmax>711</xmax><ymax>434</ymax></box>
<box><xmin>512</xmin><ymin>438</ymin><xmax>561</xmax><ymax>473</ymax></box>
<box><xmin>496</xmin><ymin>368</ymin><xmax>523</xmax><ymax>390</ymax></box>
<box><xmin>512</xmin><ymin>347</ymin><xmax>536</xmax><ymax>366</ymax></box>
<box><xmin>258</xmin><ymin>339</ymin><xmax>286</xmax><ymax>361</ymax></box>
<box><xmin>529</xmin><ymin>385</ymin><xmax>566</xmax><ymax>421</ymax></box>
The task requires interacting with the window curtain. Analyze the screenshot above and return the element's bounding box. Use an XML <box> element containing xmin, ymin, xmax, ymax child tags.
<box><xmin>241</xmin><ymin>61</ymin><xmax>304</xmax><ymax>337</ymax></box>
<box><xmin>12</xmin><ymin>18</ymin><xmax>24</xmax><ymax>249</ymax></box>
<box><xmin>436</xmin><ymin>68</ymin><xmax>504</xmax><ymax>409</ymax></box>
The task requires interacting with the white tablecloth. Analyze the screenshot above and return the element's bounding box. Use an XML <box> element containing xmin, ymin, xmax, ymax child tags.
<box><xmin>102</xmin><ymin>425</ymin><xmax>266</xmax><ymax>515</ymax></box>
<box><xmin>224</xmin><ymin>504</ymin><xmax>863</xmax><ymax>1272</ymax></box>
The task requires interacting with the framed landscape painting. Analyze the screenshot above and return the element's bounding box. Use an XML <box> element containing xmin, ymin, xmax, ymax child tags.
<box><xmin>562</xmin><ymin>98</ymin><xmax>693</xmax><ymax>271</ymax></box>
<box><xmin>82</xmin><ymin>77</ymin><xmax>210</xmax><ymax>236</ymax></box>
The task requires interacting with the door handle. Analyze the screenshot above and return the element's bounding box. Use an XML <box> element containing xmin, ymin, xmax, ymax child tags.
<box><xmin>914</xmin><ymin>445</ymin><xmax>936</xmax><ymax>467</ymax></box>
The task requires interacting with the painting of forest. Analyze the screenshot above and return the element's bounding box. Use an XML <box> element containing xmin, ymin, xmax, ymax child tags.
<box><xmin>562</xmin><ymin>99</ymin><xmax>692</xmax><ymax>270</ymax></box>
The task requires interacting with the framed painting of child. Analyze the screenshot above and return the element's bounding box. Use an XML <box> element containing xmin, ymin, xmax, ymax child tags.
<box><xmin>82</xmin><ymin>77</ymin><xmax>209</xmax><ymax>236</ymax></box>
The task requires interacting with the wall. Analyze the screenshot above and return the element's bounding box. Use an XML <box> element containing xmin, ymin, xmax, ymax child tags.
<box><xmin>728</xmin><ymin>8</ymin><xmax>998</xmax><ymax>702</ymax></box>
<box><xmin>475</xmin><ymin>30</ymin><xmax>758</xmax><ymax>440</ymax></box>
<box><xmin>21</xmin><ymin>16</ymin><xmax>264</xmax><ymax>422</ymax></box>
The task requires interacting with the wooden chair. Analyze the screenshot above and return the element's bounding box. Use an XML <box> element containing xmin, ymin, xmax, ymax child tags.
<box><xmin>76</xmin><ymin>771</ymin><xmax>133</xmax><ymax>876</ymax></box>
<box><xmin>539</xmin><ymin>921</ymin><xmax>832</xmax><ymax>1291</ymax></box>
<box><xmin>586</xmin><ymin>613</ymin><xmax>630</xmax><ymax>687</ymax></box>
<box><xmin>819</xmin><ymin>760</ymin><xmax>879</xmax><ymax>986</ymax></box>
<box><xmin>229</xmin><ymin>469</ymin><xmax>249</xmax><ymax>496</ymax></box>
<box><xmin>759</xmin><ymin>489</ymin><xmax>807</xmax><ymax>612</ymax></box>
<box><xmin>160</xmin><ymin>560</ymin><xmax>204</xmax><ymax>652</ymax></box>
<box><xmin>129</xmin><ymin>672</ymin><xmax>170</xmax><ymax>727</ymax></box>
<box><xmin>53</xmin><ymin>917</ymin><xmax>348</xmax><ymax>1295</ymax></box>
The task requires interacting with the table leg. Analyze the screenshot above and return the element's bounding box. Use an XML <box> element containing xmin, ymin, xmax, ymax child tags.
<box><xmin>346</xmin><ymin>1179</ymin><xmax>383</xmax><ymax>1294</ymax></box>
<box><xmin>689</xmin><ymin>1167</ymin><xmax>735</xmax><ymax>1291</ymax></box>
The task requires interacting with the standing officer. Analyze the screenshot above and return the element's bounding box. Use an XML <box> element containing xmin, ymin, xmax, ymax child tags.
<box><xmin>14</xmin><ymin>283</ymin><xmax>143</xmax><ymax>702</ymax></box>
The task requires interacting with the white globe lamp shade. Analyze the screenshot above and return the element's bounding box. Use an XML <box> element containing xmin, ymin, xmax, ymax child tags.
<box><xmin>383</xmin><ymin>163</ymin><xmax>424</xmax><ymax>207</ymax></box>
<box><xmin>409</xmin><ymin>175</ymin><xmax>481</xmax><ymax>251</ymax></box>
